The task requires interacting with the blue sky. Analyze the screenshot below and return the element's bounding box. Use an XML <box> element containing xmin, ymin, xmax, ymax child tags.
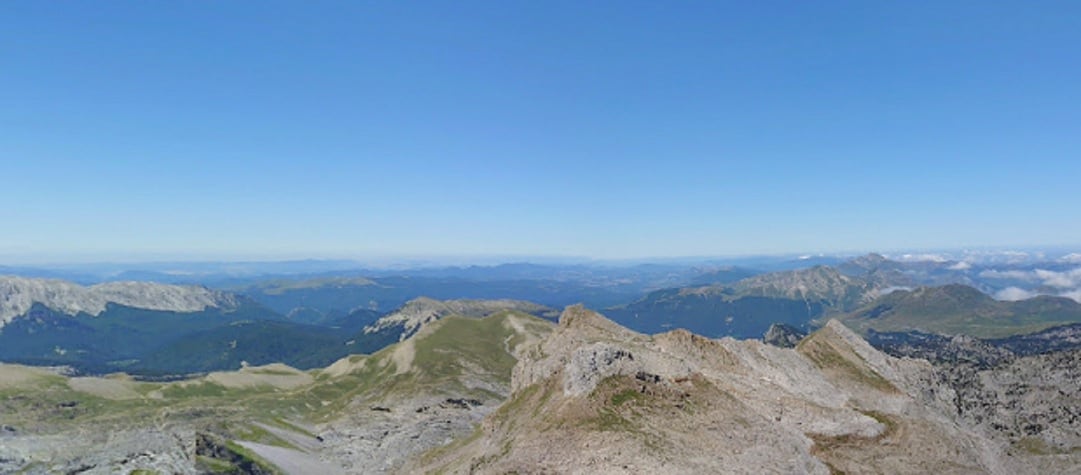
<box><xmin>2</xmin><ymin>1</ymin><xmax>1079</xmax><ymax>262</ymax></box>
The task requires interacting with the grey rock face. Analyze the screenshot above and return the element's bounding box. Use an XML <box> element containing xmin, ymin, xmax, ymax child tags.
<box><xmin>563</xmin><ymin>343</ymin><xmax>639</xmax><ymax>396</ymax></box>
<box><xmin>763</xmin><ymin>323</ymin><xmax>807</xmax><ymax>348</ymax></box>
<box><xmin>0</xmin><ymin>427</ymin><xmax>198</xmax><ymax>474</ymax></box>
<box><xmin>0</xmin><ymin>276</ymin><xmax>237</xmax><ymax>328</ymax></box>
<box><xmin>318</xmin><ymin>396</ymin><xmax>495</xmax><ymax>474</ymax></box>
<box><xmin>867</xmin><ymin>324</ymin><xmax>1081</xmax><ymax>453</ymax></box>
<box><xmin>928</xmin><ymin>348</ymin><xmax>1081</xmax><ymax>453</ymax></box>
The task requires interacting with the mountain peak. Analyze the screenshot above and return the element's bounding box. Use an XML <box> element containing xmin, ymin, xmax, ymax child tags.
<box><xmin>730</xmin><ymin>265</ymin><xmax>872</xmax><ymax>307</ymax></box>
<box><xmin>558</xmin><ymin>304</ymin><xmax>630</xmax><ymax>334</ymax></box>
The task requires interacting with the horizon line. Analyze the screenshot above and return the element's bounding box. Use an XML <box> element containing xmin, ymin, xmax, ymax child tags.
<box><xmin>2</xmin><ymin>244</ymin><xmax>1079</xmax><ymax>268</ymax></box>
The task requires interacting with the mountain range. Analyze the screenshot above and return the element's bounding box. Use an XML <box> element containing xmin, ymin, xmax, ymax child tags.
<box><xmin>604</xmin><ymin>255</ymin><xmax>1081</xmax><ymax>340</ymax></box>
<box><xmin>0</xmin><ymin>276</ymin><xmax>561</xmax><ymax>376</ymax></box>
<box><xmin>5</xmin><ymin>251</ymin><xmax>1081</xmax><ymax>377</ymax></box>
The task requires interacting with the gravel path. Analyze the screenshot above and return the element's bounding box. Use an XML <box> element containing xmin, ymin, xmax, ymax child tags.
<box><xmin>235</xmin><ymin>441</ymin><xmax>344</xmax><ymax>475</ymax></box>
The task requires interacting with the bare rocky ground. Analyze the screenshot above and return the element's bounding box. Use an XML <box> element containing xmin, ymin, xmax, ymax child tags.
<box><xmin>234</xmin><ymin>441</ymin><xmax>344</xmax><ymax>475</ymax></box>
<box><xmin>0</xmin><ymin>426</ymin><xmax>199</xmax><ymax>474</ymax></box>
<box><xmin>316</xmin><ymin>395</ymin><xmax>495</xmax><ymax>473</ymax></box>
<box><xmin>921</xmin><ymin>347</ymin><xmax>1081</xmax><ymax>465</ymax></box>
<box><xmin>867</xmin><ymin>326</ymin><xmax>1081</xmax><ymax>462</ymax></box>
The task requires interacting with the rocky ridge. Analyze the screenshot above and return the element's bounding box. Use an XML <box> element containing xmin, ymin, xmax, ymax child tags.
<box><xmin>0</xmin><ymin>276</ymin><xmax>237</xmax><ymax>328</ymax></box>
<box><xmin>362</xmin><ymin>297</ymin><xmax>555</xmax><ymax>341</ymax></box>
<box><xmin>412</xmin><ymin>306</ymin><xmax>1063</xmax><ymax>474</ymax></box>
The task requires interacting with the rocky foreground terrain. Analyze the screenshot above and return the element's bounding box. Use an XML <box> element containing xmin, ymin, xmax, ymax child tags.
<box><xmin>1</xmin><ymin>305</ymin><xmax>1079</xmax><ymax>473</ymax></box>
<box><xmin>867</xmin><ymin>325</ymin><xmax>1081</xmax><ymax>463</ymax></box>
<box><xmin>414</xmin><ymin>307</ymin><xmax>1051</xmax><ymax>473</ymax></box>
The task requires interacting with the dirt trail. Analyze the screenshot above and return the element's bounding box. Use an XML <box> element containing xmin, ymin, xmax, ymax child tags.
<box><xmin>235</xmin><ymin>441</ymin><xmax>344</xmax><ymax>475</ymax></box>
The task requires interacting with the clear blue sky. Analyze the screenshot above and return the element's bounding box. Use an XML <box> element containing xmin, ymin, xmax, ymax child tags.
<box><xmin>2</xmin><ymin>1</ymin><xmax>1079</xmax><ymax>262</ymax></box>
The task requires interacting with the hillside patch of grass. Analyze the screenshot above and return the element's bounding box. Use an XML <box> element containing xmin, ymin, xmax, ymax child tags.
<box><xmin>798</xmin><ymin>336</ymin><xmax>897</xmax><ymax>393</ymax></box>
<box><xmin>195</xmin><ymin>455</ymin><xmax>239</xmax><ymax>474</ymax></box>
<box><xmin>160</xmin><ymin>382</ymin><xmax>230</xmax><ymax>399</ymax></box>
<box><xmin>610</xmin><ymin>388</ymin><xmax>645</xmax><ymax>407</ymax></box>
<box><xmin>412</xmin><ymin>315</ymin><xmax>519</xmax><ymax>382</ymax></box>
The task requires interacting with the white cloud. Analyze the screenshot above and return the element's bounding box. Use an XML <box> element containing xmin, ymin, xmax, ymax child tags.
<box><xmin>959</xmin><ymin>250</ymin><xmax>1034</xmax><ymax>265</ymax></box>
<box><xmin>878</xmin><ymin>286</ymin><xmax>912</xmax><ymax>296</ymax></box>
<box><xmin>897</xmin><ymin>253</ymin><xmax>948</xmax><ymax>263</ymax></box>
<box><xmin>1060</xmin><ymin>253</ymin><xmax>1081</xmax><ymax>264</ymax></box>
<box><xmin>1034</xmin><ymin>268</ymin><xmax>1081</xmax><ymax>289</ymax></box>
<box><xmin>994</xmin><ymin>287</ymin><xmax>1038</xmax><ymax>301</ymax></box>
<box><xmin>1060</xmin><ymin>290</ymin><xmax>1081</xmax><ymax>303</ymax></box>
<box><xmin>979</xmin><ymin>269</ymin><xmax>1036</xmax><ymax>280</ymax></box>
<box><xmin>948</xmin><ymin>261</ymin><xmax>972</xmax><ymax>270</ymax></box>
<box><xmin>979</xmin><ymin>267</ymin><xmax>1081</xmax><ymax>303</ymax></box>
<box><xmin>999</xmin><ymin>251</ymin><xmax>1031</xmax><ymax>263</ymax></box>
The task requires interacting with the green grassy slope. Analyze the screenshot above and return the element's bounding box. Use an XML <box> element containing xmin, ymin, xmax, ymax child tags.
<box><xmin>0</xmin><ymin>310</ymin><xmax>554</xmax><ymax>430</ymax></box>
